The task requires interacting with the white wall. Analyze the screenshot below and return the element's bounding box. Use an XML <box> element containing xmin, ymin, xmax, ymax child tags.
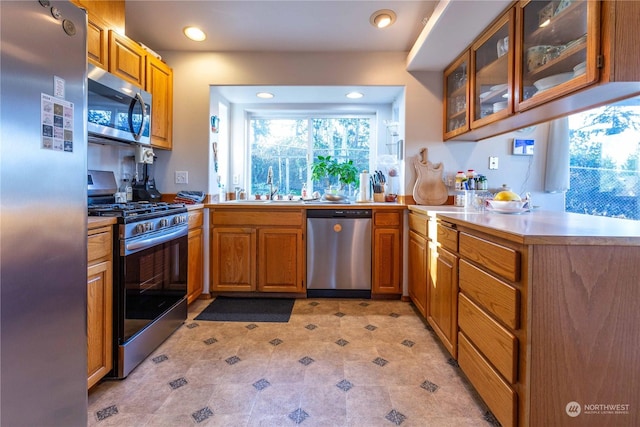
<box><xmin>154</xmin><ymin>51</ymin><xmax>564</xmax><ymax>210</ymax></box>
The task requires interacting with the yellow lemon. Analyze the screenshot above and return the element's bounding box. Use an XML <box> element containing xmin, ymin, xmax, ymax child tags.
<box><xmin>494</xmin><ymin>190</ymin><xmax>521</xmax><ymax>201</ymax></box>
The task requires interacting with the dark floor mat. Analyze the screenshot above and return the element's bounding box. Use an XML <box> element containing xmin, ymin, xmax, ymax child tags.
<box><xmin>194</xmin><ymin>296</ymin><xmax>295</xmax><ymax>322</ymax></box>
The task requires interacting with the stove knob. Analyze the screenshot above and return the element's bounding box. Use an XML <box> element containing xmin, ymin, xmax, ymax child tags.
<box><xmin>135</xmin><ymin>223</ymin><xmax>145</xmax><ymax>234</ymax></box>
<box><xmin>159</xmin><ymin>218</ymin><xmax>169</xmax><ymax>228</ymax></box>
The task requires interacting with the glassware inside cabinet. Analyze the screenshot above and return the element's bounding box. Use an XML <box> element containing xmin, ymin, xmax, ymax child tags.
<box><xmin>473</xmin><ymin>16</ymin><xmax>511</xmax><ymax>123</ymax></box>
<box><xmin>520</xmin><ymin>0</ymin><xmax>588</xmax><ymax>102</ymax></box>
<box><xmin>445</xmin><ymin>56</ymin><xmax>468</xmax><ymax>135</ymax></box>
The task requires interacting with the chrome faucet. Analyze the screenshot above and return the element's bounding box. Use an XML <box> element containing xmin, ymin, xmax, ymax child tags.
<box><xmin>266</xmin><ymin>166</ymin><xmax>277</xmax><ymax>199</ymax></box>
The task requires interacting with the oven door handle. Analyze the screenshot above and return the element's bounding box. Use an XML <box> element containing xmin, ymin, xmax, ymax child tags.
<box><xmin>125</xmin><ymin>227</ymin><xmax>187</xmax><ymax>254</ymax></box>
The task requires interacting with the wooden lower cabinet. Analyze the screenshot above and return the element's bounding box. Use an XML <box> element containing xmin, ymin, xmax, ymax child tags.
<box><xmin>427</xmin><ymin>241</ymin><xmax>458</xmax><ymax>357</ymax></box>
<box><xmin>407</xmin><ymin>229</ymin><xmax>428</xmax><ymax>317</ymax></box>
<box><xmin>457</xmin><ymin>230</ymin><xmax>523</xmax><ymax>427</ymax></box>
<box><xmin>212</xmin><ymin>227</ymin><xmax>256</xmax><ymax>291</ymax></box>
<box><xmin>210</xmin><ymin>208</ymin><xmax>305</xmax><ymax>294</ymax></box>
<box><xmin>258</xmin><ymin>228</ymin><xmax>304</xmax><ymax>292</ymax></box>
<box><xmin>187</xmin><ymin>209</ymin><xmax>204</xmax><ymax>304</ymax></box>
<box><xmin>372</xmin><ymin>210</ymin><xmax>403</xmax><ymax>296</ymax></box>
<box><xmin>87</xmin><ymin>224</ymin><xmax>113</xmax><ymax>389</ymax></box>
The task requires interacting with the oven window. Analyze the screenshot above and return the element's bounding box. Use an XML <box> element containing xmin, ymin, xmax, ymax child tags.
<box><xmin>121</xmin><ymin>235</ymin><xmax>187</xmax><ymax>341</ymax></box>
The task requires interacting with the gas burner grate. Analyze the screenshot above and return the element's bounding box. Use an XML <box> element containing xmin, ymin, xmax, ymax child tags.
<box><xmin>88</xmin><ymin>202</ymin><xmax>186</xmax><ymax>218</ymax></box>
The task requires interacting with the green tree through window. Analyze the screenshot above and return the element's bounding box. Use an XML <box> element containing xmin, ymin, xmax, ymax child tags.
<box><xmin>249</xmin><ymin>115</ymin><xmax>373</xmax><ymax>196</ymax></box>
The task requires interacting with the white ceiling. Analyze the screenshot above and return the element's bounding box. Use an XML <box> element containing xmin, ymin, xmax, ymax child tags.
<box><xmin>124</xmin><ymin>0</ymin><xmax>511</xmax><ymax>103</ymax></box>
<box><xmin>125</xmin><ymin>1</ymin><xmax>438</xmax><ymax>54</ymax></box>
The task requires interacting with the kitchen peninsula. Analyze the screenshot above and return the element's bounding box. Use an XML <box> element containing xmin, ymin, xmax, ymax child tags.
<box><xmin>408</xmin><ymin>206</ymin><xmax>640</xmax><ymax>427</ymax></box>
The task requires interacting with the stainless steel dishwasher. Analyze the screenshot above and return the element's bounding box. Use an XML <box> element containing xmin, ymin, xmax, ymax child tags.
<box><xmin>306</xmin><ymin>209</ymin><xmax>372</xmax><ymax>298</ymax></box>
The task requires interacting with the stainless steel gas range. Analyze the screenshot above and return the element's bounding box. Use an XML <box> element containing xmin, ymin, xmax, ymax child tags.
<box><xmin>88</xmin><ymin>170</ymin><xmax>188</xmax><ymax>379</ymax></box>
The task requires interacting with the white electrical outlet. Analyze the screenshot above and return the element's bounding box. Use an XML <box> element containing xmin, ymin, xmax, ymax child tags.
<box><xmin>175</xmin><ymin>171</ymin><xmax>188</xmax><ymax>184</ymax></box>
<box><xmin>489</xmin><ymin>156</ymin><xmax>499</xmax><ymax>170</ymax></box>
<box><xmin>233</xmin><ymin>174</ymin><xmax>239</xmax><ymax>185</ymax></box>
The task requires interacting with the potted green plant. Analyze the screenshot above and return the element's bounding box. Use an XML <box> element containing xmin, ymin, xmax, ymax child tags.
<box><xmin>311</xmin><ymin>155</ymin><xmax>359</xmax><ymax>193</ymax></box>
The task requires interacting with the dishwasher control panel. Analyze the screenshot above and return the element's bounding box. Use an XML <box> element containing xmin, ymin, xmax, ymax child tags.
<box><xmin>306</xmin><ymin>209</ymin><xmax>372</xmax><ymax>218</ymax></box>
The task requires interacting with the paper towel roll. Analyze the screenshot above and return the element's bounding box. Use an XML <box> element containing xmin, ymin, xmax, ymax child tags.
<box><xmin>358</xmin><ymin>171</ymin><xmax>370</xmax><ymax>201</ymax></box>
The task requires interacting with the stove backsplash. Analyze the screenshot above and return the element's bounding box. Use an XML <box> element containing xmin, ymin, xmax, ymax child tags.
<box><xmin>88</xmin><ymin>142</ymin><xmax>137</xmax><ymax>190</ymax></box>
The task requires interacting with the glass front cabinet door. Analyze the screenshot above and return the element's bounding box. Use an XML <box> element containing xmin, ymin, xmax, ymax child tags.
<box><xmin>443</xmin><ymin>51</ymin><xmax>470</xmax><ymax>139</ymax></box>
<box><xmin>470</xmin><ymin>8</ymin><xmax>515</xmax><ymax>130</ymax></box>
<box><xmin>516</xmin><ymin>0</ymin><xmax>600</xmax><ymax>111</ymax></box>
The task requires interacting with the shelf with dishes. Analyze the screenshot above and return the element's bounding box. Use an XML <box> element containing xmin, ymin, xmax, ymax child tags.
<box><xmin>527</xmin><ymin>0</ymin><xmax>587</xmax><ymax>46</ymax></box>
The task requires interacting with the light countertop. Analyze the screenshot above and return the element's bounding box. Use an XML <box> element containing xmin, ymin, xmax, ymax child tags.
<box><xmin>430</xmin><ymin>209</ymin><xmax>640</xmax><ymax>245</ymax></box>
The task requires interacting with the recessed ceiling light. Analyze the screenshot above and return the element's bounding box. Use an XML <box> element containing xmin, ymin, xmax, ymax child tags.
<box><xmin>370</xmin><ymin>9</ymin><xmax>396</xmax><ymax>29</ymax></box>
<box><xmin>346</xmin><ymin>91</ymin><xmax>364</xmax><ymax>99</ymax></box>
<box><xmin>183</xmin><ymin>26</ymin><xmax>206</xmax><ymax>41</ymax></box>
<box><xmin>256</xmin><ymin>92</ymin><xmax>274</xmax><ymax>99</ymax></box>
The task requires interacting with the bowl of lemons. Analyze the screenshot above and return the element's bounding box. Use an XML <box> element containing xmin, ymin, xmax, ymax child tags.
<box><xmin>487</xmin><ymin>190</ymin><xmax>530</xmax><ymax>212</ymax></box>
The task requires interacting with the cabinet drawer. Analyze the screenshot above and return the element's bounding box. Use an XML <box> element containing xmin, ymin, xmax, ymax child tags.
<box><xmin>458</xmin><ymin>293</ymin><xmax>518</xmax><ymax>384</ymax></box>
<box><xmin>458</xmin><ymin>332</ymin><xmax>516</xmax><ymax>427</ymax></box>
<box><xmin>188</xmin><ymin>210</ymin><xmax>203</xmax><ymax>229</ymax></box>
<box><xmin>408</xmin><ymin>212</ymin><xmax>427</xmax><ymax>236</ymax></box>
<box><xmin>88</xmin><ymin>230</ymin><xmax>111</xmax><ymax>263</ymax></box>
<box><xmin>459</xmin><ymin>260</ymin><xmax>519</xmax><ymax>329</ymax></box>
<box><xmin>459</xmin><ymin>232</ymin><xmax>519</xmax><ymax>282</ymax></box>
<box><xmin>212</xmin><ymin>209</ymin><xmax>303</xmax><ymax>227</ymax></box>
<box><xmin>437</xmin><ymin>222</ymin><xmax>458</xmax><ymax>252</ymax></box>
<box><xmin>374</xmin><ymin>211</ymin><xmax>401</xmax><ymax>227</ymax></box>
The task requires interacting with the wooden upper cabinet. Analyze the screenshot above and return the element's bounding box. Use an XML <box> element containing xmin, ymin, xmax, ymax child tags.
<box><xmin>443</xmin><ymin>51</ymin><xmax>470</xmax><ymax>140</ymax></box>
<box><xmin>71</xmin><ymin>0</ymin><xmax>125</xmax><ymax>33</ymax></box>
<box><xmin>515</xmin><ymin>0</ymin><xmax>600</xmax><ymax>112</ymax></box>
<box><xmin>146</xmin><ymin>56</ymin><xmax>174</xmax><ymax>150</ymax></box>
<box><xmin>109</xmin><ymin>31</ymin><xmax>146</xmax><ymax>88</ymax></box>
<box><xmin>470</xmin><ymin>8</ymin><xmax>515</xmax><ymax>130</ymax></box>
<box><xmin>443</xmin><ymin>0</ymin><xmax>640</xmax><ymax>141</ymax></box>
<box><xmin>87</xmin><ymin>13</ymin><xmax>108</xmax><ymax>69</ymax></box>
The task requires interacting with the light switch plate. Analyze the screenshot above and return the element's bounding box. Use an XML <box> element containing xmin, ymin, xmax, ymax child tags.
<box><xmin>489</xmin><ymin>156</ymin><xmax>499</xmax><ymax>170</ymax></box>
<box><xmin>175</xmin><ymin>171</ymin><xmax>188</xmax><ymax>184</ymax></box>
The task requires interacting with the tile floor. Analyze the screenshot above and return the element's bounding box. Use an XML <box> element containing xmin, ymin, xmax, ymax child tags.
<box><xmin>88</xmin><ymin>298</ymin><xmax>499</xmax><ymax>426</ymax></box>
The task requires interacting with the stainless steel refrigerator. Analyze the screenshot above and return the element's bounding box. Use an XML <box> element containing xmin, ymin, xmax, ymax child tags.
<box><xmin>1</xmin><ymin>1</ymin><xmax>88</xmax><ymax>425</ymax></box>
